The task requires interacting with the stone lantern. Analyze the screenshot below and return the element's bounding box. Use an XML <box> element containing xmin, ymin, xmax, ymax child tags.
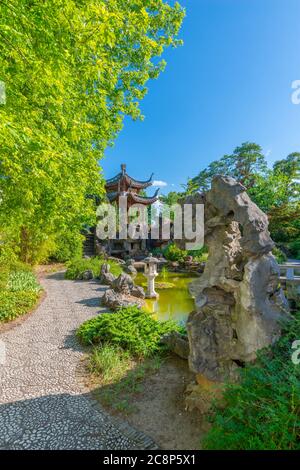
<box><xmin>144</xmin><ymin>254</ymin><xmax>159</xmax><ymax>299</ymax></box>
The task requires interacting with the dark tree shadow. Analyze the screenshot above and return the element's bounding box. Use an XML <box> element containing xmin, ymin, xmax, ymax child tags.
<box><xmin>75</xmin><ymin>297</ymin><xmax>102</xmax><ymax>308</ymax></box>
<box><xmin>0</xmin><ymin>392</ymin><xmax>151</xmax><ymax>450</ymax></box>
<box><xmin>46</xmin><ymin>271</ymin><xmax>66</xmax><ymax>281</ymax></box>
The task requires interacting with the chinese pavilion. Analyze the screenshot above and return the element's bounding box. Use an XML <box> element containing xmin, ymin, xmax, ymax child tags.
<box><xmin>94</xmin><ymin>164</ymin><xmax>159</xmax><ymax>258</ymax></box>
<box><xmin>105</xmin><ymin>164</ymin><xmax>159</xmax><ymax>208</ymax></box>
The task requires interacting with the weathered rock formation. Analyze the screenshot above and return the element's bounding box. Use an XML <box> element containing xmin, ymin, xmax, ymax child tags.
<box><xmin>161</xmin><ymin>331</ymin><xmax>190</xmax><ymax>360</ymax></box>
<box><xmin>81</xmin><ymin>269</ymin><xmax>94</xmax><ymax>281</ymax></box>
<box><xmin>112</xmin><ymin>273</ymin><xmax>135</xmax><ymax>294</ymax></box>
<box><xmin>102</xmin><ymin>289</ymin><xmax>143</xmax><ymax>310</ymax></box>
<box><xmin>102</xmin><ymin>272</ymin><xmax>145</xmax><ymax>311</ymax></box>
<box><xmin>100</xmin><ymin>263</ymin><xmax>116</xmax><ymax>286</ymax></box>
<box><xmin>181</xmin><ymin>176</ymin><xmax>290</xmax><ymax>382</ymax></box>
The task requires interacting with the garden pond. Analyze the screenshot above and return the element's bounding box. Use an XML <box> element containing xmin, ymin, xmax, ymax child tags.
<box><xmin>135</xmin><ymin>271</ymin><xmax>197</xmax><ymax>324</ymax></box>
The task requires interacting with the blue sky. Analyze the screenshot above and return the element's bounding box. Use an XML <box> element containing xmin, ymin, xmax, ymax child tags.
<box><xmin>102</xmin><ymin>0</ymin><xmax>300</xmax><ymax>194</ymax></box>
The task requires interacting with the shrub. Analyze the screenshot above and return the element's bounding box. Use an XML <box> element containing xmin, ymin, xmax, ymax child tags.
<box><xmin>163</xmin><ymin>243</ymin><xmax>209</xmax><ymax>263</ymax></box>
<box><xmin>163</xmin><ymin>243</ymin><xmax>187</xmax><ymax>262</ymax></box>
<box><xmin>288</xmin><ymin>240</ymin><xmax>300</xmax><ymax>260</ymax></box>
<box><xmin>0</xmin><ymin>290</ymin><xmax>40</xmax><ymax>322</ymax></box>
<box><xmin>51</xmin><ymin>232</ymin><xmax>84</xmax><ymax>262</ymax></box>
<box><xmin>77</xmin><ymin>305</ymin><xmax>181</xmax><ymax>357</ymax></box>
<box><xmin>0</xmin><ymin>252</ymin><xmax>32</xmax><ymax>289</ymax></box>
<box><xmin>203</xmin><ymin>313</ymin><xmax>300</xmax><ymax>450</ymax></box>
<box><xmin>65</xmin><ymin>256</ymin><xmax>122</xmax><ymax>280</ymax></box>
<box><xmin>272</xmin><ymin>246</ymin><xmax>287</xmax><ymax>264</ymax></box>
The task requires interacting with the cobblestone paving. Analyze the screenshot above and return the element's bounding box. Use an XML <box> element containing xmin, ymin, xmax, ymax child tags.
<box><xmin>0</xmin><ymin>272</ymin><xmax>153</xmax><ymax>450</ymax></box>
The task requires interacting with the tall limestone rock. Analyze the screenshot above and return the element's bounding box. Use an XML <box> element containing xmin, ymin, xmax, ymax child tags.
<box><xmin>182</xmin><ymin>176</ymin><xmax>290</xmax><ymax>382</ymax></box>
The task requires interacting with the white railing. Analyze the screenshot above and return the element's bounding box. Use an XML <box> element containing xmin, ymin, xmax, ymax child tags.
<box><xmin>279</xmin><ymin>262</ymin><xmax>300</xmax><ymax>303</ymax></box>
<box><xmin>279</xmin><ymin>263</ymin><xmax>300</xmax><ymax>283</ymax></box>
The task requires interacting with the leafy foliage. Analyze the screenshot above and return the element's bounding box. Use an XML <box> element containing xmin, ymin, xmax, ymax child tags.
<box><xmin>0</xmin><ymin>0</ymin><xmax>184</xmax><ymax>263</ymax></box>
<box><xmin>77</xmin><ymin>305</ymin><xmax>181</xmax><ymax>357</ymax></box>
<box><xmin>203</xmin><ymin>313</ymin><xmax>300</xmax><ymax>450</ymax></box>
<box><xmin>7</xmin><ymin>270</ymin><xmax>41</xmax><ymax>293</ymax></box>
<box><xmin>161</xmin><ymin>243</ymin><xmax>208</xmax><ymax>263</ymax></box>
<box><xmin>248</xmin><ymin>160</ymin><xmax>300</xmax><ymax>246</ymax></box>
<box><xmin>50</xmin><ymin>232</ymin><xmax>84</xmax><ymax>263</ymax></box>
<box><xmin>272</xmin><ymin>247</ymin><xmax>287</xmax><ymax>264</ymax></box>
<box><xmin>0</xmin><ymin>258</ymin><xmax>42</xmax><ymax>322</ymax></box>
<box><xmin>65</xmin><ymin>256</ymin><xmax>122</xmax><ymax>280</ymax></box>
<box><xmin>181</xmin><ymin>144</ymin><xmax>299</xmax><ymax>248</ymax></box>
<box><xmin>0</xmin><ymin>248</ymin><xmax>32</xmax><ymax>288</ymax></box>
<box><xmin>0</xmin><ymin>290</ymin><xmax>40</xmax><ymax>322</ymax></box>
<box><xmin>189</xmin><ymin>246</ymin><xmax>209</xmax><ymax>262</ymax></box>
<box><xmin>185</xmin><ymin>142</ymin><xmax>267</xmax><ymax>193</ymax></box>
<box><xmin>163</xmin><ymin>243</ymin><xmax>187</xmax><ymax>262</ymax></box>
<box><xmin>288</xmin><ymin>240</ymin><xmax>300</xmax><ymax>260</ymax></box>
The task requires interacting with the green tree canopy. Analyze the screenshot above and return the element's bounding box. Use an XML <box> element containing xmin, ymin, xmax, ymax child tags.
<box><xmin>184</xmin><ymin>142</ymin><xmax>267</xmax><ymax>193</ymax></box>
<box><xmin>0</xmin><ymin>0</ymin><xmax>184</xmax><ymax>263</ymax></box>
<box><xmin>170</xmin><ymin>143</ymin><xmax>300</xmax><ymax>251</ymax></box>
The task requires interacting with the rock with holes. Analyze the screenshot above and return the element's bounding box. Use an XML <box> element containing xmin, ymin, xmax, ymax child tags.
<box><xmin>101</xmin><ymin>272</ymin><xmax>116</xmax><ymax>286</ymax></box>
<box><xmin>113</xmin><ymin>273</ymin><xmax>134</xmax><ymax>294</ymax></box>
<box><xmin>180</xmin><ymin>175</ymin><xmax>290</xmax><ymax>382</ymax></box>
<box><xmin>124</xmin><ymin>265</ymin><xmax>138</xmax><ymax>276</ymax></box>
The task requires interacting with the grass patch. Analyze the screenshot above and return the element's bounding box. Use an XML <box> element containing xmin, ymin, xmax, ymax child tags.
<box><xmin>89</xmin><ymin>344</ymin><xmax>133</xmax><ymax>384</ymax></box>
<box><xmin>90</xmin><ymin>345</ymin><xmax>163</xmax><ymax>415</ymax></box>
<box><xmin>203</xmin><ymin>312</ymin><xmax>300</xmax><ymax>450</ymax></box>
<box><xmin>65</xmin><ymin>256</ymin><xmax>122</xmax><ymax>280</ymax></box>
<box><xmin>77</xmin><ymin>305</ymin><xmax>182</xmax><ymax>357</ymax></box>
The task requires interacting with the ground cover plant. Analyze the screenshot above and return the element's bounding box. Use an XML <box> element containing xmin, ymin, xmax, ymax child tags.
<box><xmin>0</xmin><ymin>254</ymin><xmax>42</xmax><ymax>322</ymax></box>
<box><xmin>203</xmin><ymin>312</ymin><xmax>300</xmax><ymax>450</ymax></box>
<box><xmin>162</xmin><ymin>243</ymin><xmax>209</xmax><ymax>263</ymax></box>
<box><xmin>77</xmin><ymin>305</ymin><xmax>182</xmax><ymax>357</ymax></box>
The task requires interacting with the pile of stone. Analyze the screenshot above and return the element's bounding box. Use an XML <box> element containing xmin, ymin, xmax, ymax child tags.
<box><xmin>100</xmin><ymin>264</ymin><xmax>145</xmax><ymax>310</ymax></box>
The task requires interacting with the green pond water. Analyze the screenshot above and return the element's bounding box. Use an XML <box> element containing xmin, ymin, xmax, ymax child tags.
<box><xmin>135</xmin><ymin>272</ymin><xmax>196</xmax><ymax>324</ymax></box>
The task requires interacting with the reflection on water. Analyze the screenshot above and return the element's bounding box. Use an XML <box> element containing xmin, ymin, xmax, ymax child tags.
<box><xmin>135</xmin><ymin>272</ymin><xmax>196</xmax><ymax>324</ymax></box>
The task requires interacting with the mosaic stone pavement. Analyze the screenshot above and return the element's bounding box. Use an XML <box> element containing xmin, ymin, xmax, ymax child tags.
<box><xmin>0</xmin><ymin>272</ymin><xmax>154</xmax><ymax>450</ymax></box>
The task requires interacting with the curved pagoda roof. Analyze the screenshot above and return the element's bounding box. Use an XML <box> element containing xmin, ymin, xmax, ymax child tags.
<box><xmin>105</xmin><ymin>164</ymin><xmax>154</xmax><ymax>191</ymax></box>
<box><xmin>107</xmin><ymin>188</ymin><xmax>160</xmax><ymax>206</ymax></box>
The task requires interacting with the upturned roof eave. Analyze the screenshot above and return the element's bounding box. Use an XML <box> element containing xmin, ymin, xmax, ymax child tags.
<box><xmin>105</xmin><ymin>173</ymin><xmax>154</xmax><ymax>190</ymax></box>
<box><xmin>106</xmin><ymin>189</ymin><xmax>159</xmax><ymax>205</ymax></box>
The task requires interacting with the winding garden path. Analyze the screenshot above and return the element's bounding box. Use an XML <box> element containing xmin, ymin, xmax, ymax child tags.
<box><xmin>0</xmin><ymin>272</ymin><xmax>155</xmax><ymax>450</ymax></box>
